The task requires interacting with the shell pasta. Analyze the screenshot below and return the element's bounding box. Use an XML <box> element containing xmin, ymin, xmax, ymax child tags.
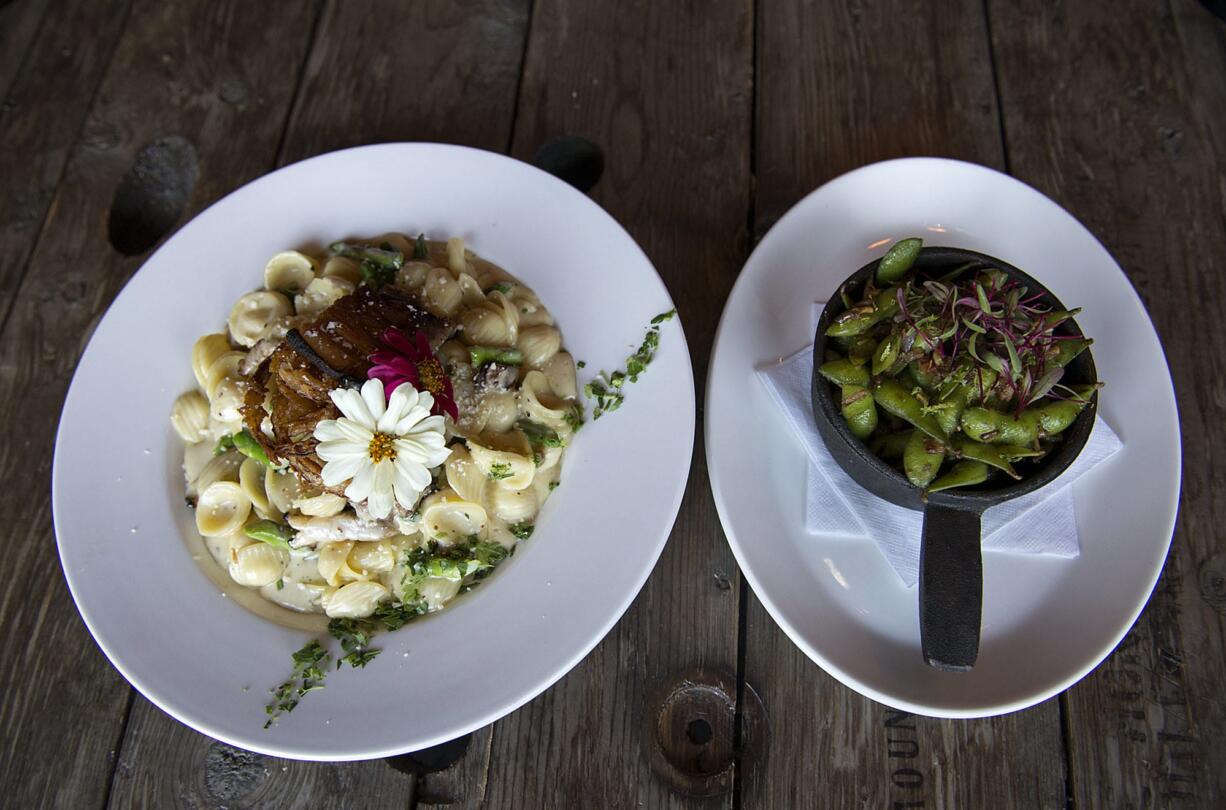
<box><xmin>173</xmin><ymin>233</ymin><xmax>578</xmax><ymax>629</ymax></box>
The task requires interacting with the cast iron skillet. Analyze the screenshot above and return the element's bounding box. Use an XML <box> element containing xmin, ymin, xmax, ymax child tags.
<box><xmin>810</xmin><ymin>247</ymin><xmax>1098</xmax><ymax>672</ymax></box>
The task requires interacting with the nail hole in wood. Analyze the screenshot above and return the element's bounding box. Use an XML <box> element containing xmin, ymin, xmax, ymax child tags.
<box><xmin>107</xmin><ymin>135</ymin><xmax>198</xmax><ymax>256</ymax></box>
<box><xmin>531</xmin><ymin>135</ymin><xmax>604</xmax><ymax>193</ymax></box>
<box><xmin>644</xmin><ymin>667</ymin><xmax>768</xmax><ymax>798</ymax></box>
<box><xmin>384</xmin><ymin>732</ymin><xmax>471</xmax><ymax>776</ymax></box>
<box><xmin>686</xmin><ymin>718</ymin><xmax>713</xmax><ymax>745</ymax></box>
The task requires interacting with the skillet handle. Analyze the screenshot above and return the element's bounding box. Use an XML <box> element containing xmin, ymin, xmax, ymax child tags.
<box><xmin>919</xmin><ymin>503</ymin><xmax>983</xmax><ymax>671</ymax></box>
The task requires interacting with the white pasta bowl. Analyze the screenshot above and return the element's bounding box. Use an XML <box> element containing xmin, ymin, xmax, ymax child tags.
<box><xmin>52</xmin><ymin>143</ymin><xmax>694</xmax><ymax>760</ymax></box>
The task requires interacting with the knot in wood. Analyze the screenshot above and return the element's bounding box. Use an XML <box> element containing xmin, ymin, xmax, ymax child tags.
<box><xmin>644</xmin><ymin>667</ymin><xmax>767</xmax><ymax>798</ymax></box>
<box><xmin>1198</xmin><ymin>554</ymin><xmax>1226</xmax><ymax>614</ymax></box>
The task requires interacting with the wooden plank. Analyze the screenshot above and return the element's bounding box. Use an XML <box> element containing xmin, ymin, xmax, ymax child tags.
<box><xmin>107</xmin><ymin>2</ymin><xmax>531</xmax><ymax>804</ymax></box>
<box><xmin>743</xmin><ymin>1</ymin><xmax>1067</xmax><ymax>807</ymax></box>
<box><xmin>0</xmin><ymin>0</ymin><xmax>131</xmax><ymax>331</ymax></box>
<box><xmin>988</xmin><ymin>1</ymin><xmax>1226</xmax><ymax>806</ymax></box>
<box><xmin>0</xmin><ymin>0</ymin><xmax>50</xmax><ymax>101</ymax></box>
<box><xmin>279</xmin><ymin>0</ymin><xmax>531</xmax><ymax>160</ymax></box>
<box><xmin>481</xmin><ymin>1</ymin><xmax>754</xmax><ymax>806</ymax></box>
<box><xmin>110</xmin><ymin>696</ymin><xmax>414</xmax><ymax>809</ymax></box>
<box><xmin>0</xmin><ymin>0</ymin><xmax>320</xmax><ymax>806</ymax></box>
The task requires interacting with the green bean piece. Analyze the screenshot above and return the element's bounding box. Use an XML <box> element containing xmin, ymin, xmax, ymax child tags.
<box><xmin>469</xmin><ymin>346</ymin><xmax>524</xmax><ymax>367</ymax></box>
<box><xmin>847</xmin><ymin>334</ymin><xmax>877</xmax><ymax>367</ymax></box>
<box><xmin>1050</xmin><ymin>338</ymin><xmax>1093</xmax><ymax>369</ymax></box>
<box><xmin>1036</xmin><ymin>384</ymin><xmax>1095</xmax><ymax>437</ymax></box>
<box><xmin>871</xmin><ymin>378</ymin><xmax>947</xmax><ymax>441</ymax></box>
<box><xmin>233</xmin><ymin>429</ymin><xmax>276</xmax><ymax>467</ymax></box>
<box><xmin>871</xmin><ymin>329</ymin><xmax>902</xmax><ymax>376</ymax></box>
<box><xmin>818</xmin><ymin>358</ymin><xmax>870</xmax><ymax>386</ymax></box>
<box><xmin>840</xmin><ymin>384</ymin><xmax>878</xmax><ymax>439</ymax></box>
<box><xmin>869</xmin><ymin>430</ymin><xmax>912</xmax><ymax>461</ymax></box>
<box><xmin>951</xmin><ymin>437</ymin><xmax>1020</xmax><ymax>479</ymax></box>
<box><xmin>876</xmin><ymin>238</ymin><xmax>923</xmax><ymax>284</ymax></box>
<box><xmin>960</xmin><ymin>406</ymin><xmax>1041</xmax><ymax>446</ymax></box>
<box><xmin>826</xmin><ymin>287</ymin><xmax>901</xmax><ymax>338</ymax></box>
<box><xmin>927</xmin><ymin>460</ymin><xmax>990</xmax><ymax>493</ymax></box>
<box><xmin>244</xmin><ymin>519</ymin><xmax>293</xmax><ymax>551</ymax></box>
<box><xmin>903</xmin><ymin>430</ymin><xmax>945</xmax><ymax>488</ymax></box>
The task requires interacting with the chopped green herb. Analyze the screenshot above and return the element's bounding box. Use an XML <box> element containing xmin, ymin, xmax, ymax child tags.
<box><xmin>564</xmin><ymin>403</ymin><xmax>585</xmax><ymax>432</ymax></box>
<box><xmin>373</xmin><ymin>599</ymin><xmax>427</xmax><ymax>631</ymax></box>
<box><xmin>244</xmin><ymin>519</ymin><xmax>294</xmax><ymax>551</ymax></box>
<box><xmin>518</xmin><ymin>419</ymin><xmax>565</xmax><ymax>448</ymax></box>
<box><xmin>548</xmin><ymin>480</ymin><xmax>559</xmax><ymax>491</ymax></box>
<box><xmin>413</xmin><ymin>233</ymin><xmax>429</xmax><ymax>260</ymax></box>
<box><xmin>214</xmin><ymin>434</ymin><xmax>235</xmax><ymax>456</ymax></box>
<box><xmin>328</xmin><ymin>618</ymin><xmax>382</xmax><ymax>669</ymax></box>
<box><xmin>510</xmin><ymin>522</ymin><xmax>534</xmax><ymax>540</ymax></box>
<box><xmin>488</xmin><ymin>462</ymin><xmax>513</xmax><ymax>480</ymax></box>
<box><xmin>576</xmin><ymin>360</ymin><xmax>586</xmax><ymax>369</ymax></box>
<box><xmin>485</xmin><ymin>282</ymin><xmax>513</xmax><ymax>295</ymax></box>
<box><xmin>264</xmin><ymin>640</ymin><xmax>330</xmax><ymax>728</ymax></box>
<box><xmin>469</xmin><ymin>346</ymin><xmax>523</xmax><ymax>367</ymax></box>
<box><xmin>580</xmin><ymin>311</ymin><xmax>676</xmax><ymax>419</ymax></box>
<box><xmin>275</xmin><ymin>578</ymin><xmax>284</xmax><ymax>591</ymax></box>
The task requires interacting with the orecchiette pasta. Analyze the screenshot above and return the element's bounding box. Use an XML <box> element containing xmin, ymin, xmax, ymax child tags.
<box><xmin>227</xmin><ymin>290</ymin><xmax>292</xmax><ymax>347</ymax></box>
<box><xmin>192</xmin><ymin>333</ymin><xmax>232</xmax><ymax>389</ymax></box>
<box><xmin>419</xmin><ymin>490</ymin><xmax>489</xmax><ymax>542</ymax></box>
<box><xmin>517</xmin><ymin>325</ymin><xmax>562</xmax><ymax>370</ymax></box>
<box><xmin>229</xmin><ymin>543</ymin><xmax>288</xmax><ymax>587</ymax></box>
<box><xmin>294</xmin><ymin>276</ymin><xmax>353</xmax><ymax>317</ymax></box>
<box><xmin>175</xmin><ymin>234</ymin><xmax>577</xmax><ymax>632</ymax></box>
<box><xmin>459</xmin><ymin>292</ymin><xmax>519</xmax><ymax>346</ymax></box>
<box><xmin>322</xmin><ymin>580</ymin><xmax>389</xmax><ymax>619</ymax></box>
<box><xmin>171</xmin><ymin>391</ymin><xmax>210</xmax><ymax>442</ymax></box>
<box><xmin>264</xmin><ymin>250</ymin><xmax>318</xmax><ymax>294</ymax></box>
<box><xmin>322</xmin><ymin>255</ymin><xmax>363</xmax><ymax>285</ymax></box>
<box><xmin>196</xmin><ymin>481</ymin><xmax>252</xmax><ymax>537</ymax></box>
<box><xmin>423</xmin><ymin>267</ymin><xmax>462</xmax><ymax>318</ymax></box>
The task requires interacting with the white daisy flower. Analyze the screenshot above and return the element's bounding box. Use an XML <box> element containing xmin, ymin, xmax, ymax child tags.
<box><xmin>313</xmin><ymin>378</ymin><xmax>450</xmax><ymax>519</ymax></box>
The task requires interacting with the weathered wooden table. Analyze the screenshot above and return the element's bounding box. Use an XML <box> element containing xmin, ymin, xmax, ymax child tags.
<box><xmin>3</xmin><ymin>0</ymin><xmax>1224</xmax><ymax>806</ymax></box>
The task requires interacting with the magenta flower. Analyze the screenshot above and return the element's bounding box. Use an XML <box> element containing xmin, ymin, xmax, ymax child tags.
<box><xmin>368</xmin><ymin>328</ymin><xmax>459</xmax><ymax>421</ymax></box>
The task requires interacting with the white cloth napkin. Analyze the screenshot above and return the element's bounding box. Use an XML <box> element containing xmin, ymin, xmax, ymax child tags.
<box><xmin>757</xmin><ymin>304</ymin><xmax>1123</xmax><ymax>588</ymax></box>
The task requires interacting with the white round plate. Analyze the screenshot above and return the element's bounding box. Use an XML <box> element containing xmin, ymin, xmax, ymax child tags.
<box><xmin>707</xmin><ymin>158</ymin><xmax>1179</xmax><ymax>717</ymax></box>
<box><xmin>53</xmin><ymin>144</ymin><xmax>694</xmax><ymax>759</ymax></box>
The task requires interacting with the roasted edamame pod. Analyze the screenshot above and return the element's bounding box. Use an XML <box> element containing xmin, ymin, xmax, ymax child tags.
<box><xmin>903</xmin><ymin>430</ymin><xmax>945</xmax><ymax>488</ymax></box>
<box><xmin>1050</xmin><ymin>338</ymin><xmax>1092</xmax><ymax>369</ymax></box>
<box><xmin>871</xmin><ymin>329</ymin><xmax>902</xmax><ymax>376</ymax></box>
<box><xmin>847</xmin><ymin>334</ymin><xmax>877</xmax><ymax>366</ymax></box>
<box><xmin>1036</xmin><ymin>384</ymin><xmax>1095</xmax><ymax>437</ymax></box>
<box><xmin>869</xmin><ymin>430</ymin><xmax>913</xmax><ymax>461</ymax></box>
<box><xmin>826</xmin><ymin>287</ymin><xmax>901</xmax><ymax>338</ymax></box>
<box><xmin>960</xmin><ymin>406</ymin><xmax>1041</xmax><ymax>446</ymax></box>
<box><xmin>876</xmin><ymin>238</ymin><xmax>923</xmax><ymax>284</ymax></box>
<box><xmin>818</xmin><ymin>357</ymin><xmax>870</xmax><ymax>386</ymax></box>
<box><xmin>871</xmin><ymin>378</ymin><xmax>947</xmax><ymax>441</ymax></box>
<box><xmin>840</xmin><ymin>384</ymin><xmax>878</xmax><ymax>439</ymax></box>
<box><xmin>926</xmin><ymin>461</ymin><xmax>990</xmax><ymax>493</ymax></box>
<box><xmin>951</xmin><ymin>436</ymin><xmax>1020</xmax><ymax>479</ymax></box>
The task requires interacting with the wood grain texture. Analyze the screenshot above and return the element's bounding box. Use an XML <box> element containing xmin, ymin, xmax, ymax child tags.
<box><xmin>109</xmin><ymin>696</ymin><xmax>414</xmax><ymax>809</ymax></box>
<box><xmin>106</xmin><ymin>0</ymin><xmax>531</xmax><ymax>801</ymax></box>
<box><xmin>743</xmin><ymin>1</ymin><xmax>1067</xmax><ymax>807</ymax></box>
<box><xmin>988</xmin><ymin>1</ymin><xmax>1226</xmax><ymax>806</ymax></box>
<box><xmin>480</xmin><ymin>1</ymin><xmax>753</xmax><ymax>806</ymax></box>
<box><xmin>279</xmin><ymin>0</ymin><xmax>531</xmax><ymax>161</ymax></box>
<box><xmin>0</xmin><ymin>0</ymin><xmax>50</xmax><ymax>101</ymax></box>
<box><xmin>752</xmin><ymin>0</ymin><xmax>1004</xmax><ymax>235</ymax></box>
<box><xmin>0</xmin><ymin>0</ymin><xmax>130</xmax><ymax>331</ymax></box>
<box><xmin>0</xmin><ymin>0</ymin><xmax>318</xmax><ymax>806</ymax></box>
